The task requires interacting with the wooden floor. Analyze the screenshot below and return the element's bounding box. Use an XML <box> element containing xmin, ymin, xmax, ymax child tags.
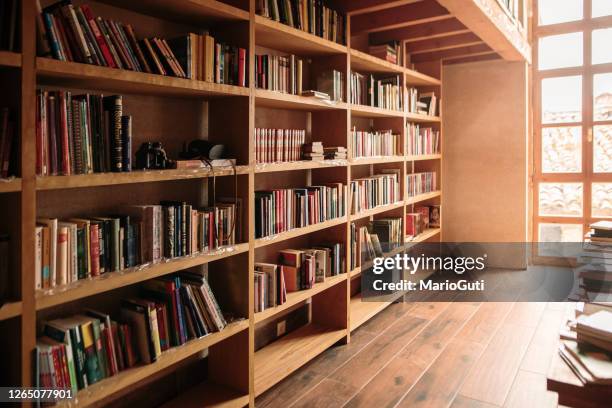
<box><xmin>256</xmin><ymin>297</ymin><xmax>573</xmax><ymax>408</ymax></box>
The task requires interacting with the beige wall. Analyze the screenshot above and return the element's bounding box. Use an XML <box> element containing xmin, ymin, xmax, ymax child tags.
<box><xmin>442</xmin><ymin>59</ymin><xmax>529</xmax><ymax>268</ymax></box>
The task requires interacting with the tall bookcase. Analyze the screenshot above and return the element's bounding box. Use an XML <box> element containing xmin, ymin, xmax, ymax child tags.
<box><xmin>0</xmin><ymin>0</ymin><xmax>443</xmax><ymax>406</ymax></box>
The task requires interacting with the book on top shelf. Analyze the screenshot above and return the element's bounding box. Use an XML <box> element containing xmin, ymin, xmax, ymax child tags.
<box><xmin>368</xmin><ymin>41</ymin><xmax>402</xmax><ymax>65</ymax></box>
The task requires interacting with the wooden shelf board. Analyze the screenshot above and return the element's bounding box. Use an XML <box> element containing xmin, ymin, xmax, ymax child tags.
<box><xmin>405</xmin><ymin>228</ymin><xmax>441</xmax><ymax>244</ymax></box>
<box><xmin>349</xmin><ymin>49</ymin><xmax>404</xmax><ymax>74</ymax></box>
<box><xmin>405</xmin><ymin>69</ymin><xmax>441</xmax><ymax>86</ymax></box>
<box><xmin>255</xmin><ymin>160</ymin><xmax>347</xmax><ymax>173</ymax></box>
<box><xmin>254</xmin><ymin>15</ymin><xmax>347</xmax><ymax>56</ymax></box>
<box><xmin>36</xmin><ymin>166</ymin><xmax>250</xmax><ymax>190</ymax></box>
<box><xmin>160</xmin><ymin>381</ymin><xmax>249</xmax><ymax>408</ymax></box>
<box><xmin>0</xmin><ymin>178</ymin><xmax>21</xmax><ymax>193</ymax></box>
<box><xmin>254</xmin><ymin>323</ymin><xmax>346</xmax><ymax>396</ymax></box>
<box><xmin>59</xmin><ymin>320</ymin><xmax>249</xmax><ymax>408</ymax></box>
<box><xmin>350</xmin><ymin>156</ymin><xmax>405</xmax><ymax>166</ymax></box>
<box><xmin>351</xmin><ymin>201</ymin><xmax>404</xmax><ymax>221</ymax></box>
<box><xmin>405</xmin><ymin>190</ymin><xmax>441</xmax><ymax>205</ymax></box>
<box><xmin>350</xmin><ymin>104</ymin><xmax>404</xmax><ymax>118</ymax></box>
<box><xmin>254</xmin><ymin>216</ymin><xmax>347</xmax><ymax>249</ymax></box>
<box><xmin>254</xmin><ymin>274</ymin><xmax>346</xmax><ymax>325</ymax></box>
<box><xmin>97</xmin><ymin>0</ymin><xmax>249</xmax><ymax>24</ymax></box>
<box><xmin>0</xmin><ymin>301</ymin><xmax>22</xmax><ymax>320</ymax></box>
<box><xmin>255</xmin><ymin>89</ymin><xmax>347</xmax><ymax>111</ymax></box>
<box><xmin>350</xmin><ymin>292</ymin><xmax>403</xmax><ymax>331</ymax></box>
<box><xmin>0</xmin><ymin>51</ymin><xmax>21</xmax><ymax>68</ymax></box>
<box><xmin>36</xmin><ymin>243</ymin><xmax>249</xmax><ymax>310</ymax></box>
<box><xmin>406</xmin><ymin>153</ymin><xmax>442</xmax><ymax>161</ymax></box>
<box><xmin>36</xmin><ymin>58</ymin><xmax>249</xmax><ymax>98</ymax></box>
<box><xmin>405</xmin><ymin>112</ymin><xmax>441</xmax><ymax>123</ymax></box>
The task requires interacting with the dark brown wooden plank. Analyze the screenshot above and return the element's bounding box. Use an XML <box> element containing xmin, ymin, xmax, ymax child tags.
<box><xmin>255</xmin><ymin>368</ymin><xmax>326</xmax><ymax>408</ymax></box>
<box><xmin>504</xmin><ymin>370</ymin><xmax>558</xmax><ymax>408</ymax></box>
<box><xmin>455</xmin><ymin>302</ymin><xmax>515</xmax><ymax>346</ymax></box>
<box><xmin>370</xmin><ymin>18</ymin><xmax>467</xmax><ymax>44</ymax></box>
<box><xmin>291</xmin><ymin>379</ymin><xmax>358</xmax><ymax>408</ymax></box>
<box><xmin>351</xmin><ymin>1</ymin><xmax>450</xmax><ymax>33</ymax></box>
<box><xmin>395</xmin><ymin>339</ymin><xmax>485</xmax><ymax>408</ymax></box>
<box><xmin>357</xmin><ymin>299</ymin><xmax>415</xmax><ymax>334</ymax></box>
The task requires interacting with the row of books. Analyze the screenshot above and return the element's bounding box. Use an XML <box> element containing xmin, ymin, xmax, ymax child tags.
<box><xmin>256</xmin><ymin>0</ymin><xmax>346</xmax><ymax>45</ymax></box>
<box><xmin>255</xmin><ymin>184</ymin><xmax>347</xmax><ymax>238</ymax></box>
<box><xmin>351</xmin><ymin>171</ymin><xmax>401</xmax><ymax>214</ymax></box>
<box><xmin>558</xmin><ymin>302</ymin><xmax>612</xmax><ymax>385</ymax></box>
<box><xmin>406</xmin><ymin>172</ymin><xmax>437</xmax><ymax>197</ymax></box>
<box><xmin>38</xmin><ymin>1</ymin><xmax>246</xmax><ymax>85</ymax></box>
<box><xmin>407</xmin><ymin>88</ymin><xmax>438</xmax><ymax>116</ymax></box>
<box><xmin>254</xmin><ymin>243</ymin><xmax>345</xmax><ymax>312</ymax></box>
<box><xmin>255</xmin><ymin>54</ymin><xmax>304</xmax><ymax>95</ymax></box>
<box><xmin>406</xmin><ymin>124</ymin><xmax>440</xmax><ymax>156</ymax></box>
<box><xmin>350</xmin><ymin>218</ymin><xmax>403</xmax><ymax>270</ymax></box>
<box><xmin>36</xmin><ymin>272</ymin><xmax>227</xmax><ymax>391</ymax></box>
<box><xmin>406</xmin><ymin>205</ymin><xmax>441</xmax><ymax>237</ymax></box>
<box><xmin>36</xmin><ymin>91</ymin><xmax>130</xmax><ymax>176</ymax></box>
<box><xmin>0</xmin><ymin>0</ymin><xmax>18</xmax><ymax>52</ymax></box>
<box><xmin>0</xmin><ymin>108</ymin><xmax>17</xmax><ymax>178</ymax></box>
<box><xmin>255</xmin><ymin>128</ymin><xmax>306</xmax><ymax>163</ymax></box>
<box><xmin>351</xmin><ymin>128</ymin><xmax>401</xmax><ymax>158</ymax></box>
<box><xmin>368</xmin><ymin>41</ymin><xmax>403</xmax><ymax>65</ymax></box>
<box><xmin>349</xmin><ymin>73</ymin><xmax>402</xmax><ymax>111</ymax></box>
<box><xmin>35</xmin><ymin>202</ymin><xmax>237</xmax><ymax>289</ymax></box>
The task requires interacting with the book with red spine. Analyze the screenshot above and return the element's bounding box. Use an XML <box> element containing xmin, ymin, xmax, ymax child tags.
<box><xmin>89</xmin><ymin>223</ymin><xmax>100</xmax><ymax>277</ymax></box>
<box><xmin>238</xmin><ymin>47</ymin><xmax>246</xmax><ymax>87</ymax></box>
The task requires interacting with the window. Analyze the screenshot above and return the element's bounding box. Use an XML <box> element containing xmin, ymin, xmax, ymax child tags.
<box><xmin>535</xmin><ymin>0</ymin><xmax>612</xmax><ymax>251</ymax></box>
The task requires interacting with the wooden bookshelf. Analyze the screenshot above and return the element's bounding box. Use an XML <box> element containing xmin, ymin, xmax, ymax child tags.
<box><xmin>0</xmin><ymin>51</ymin><xmax>21</xmax><ymax>68</ymax></box>
<box><xmin>3</xmin><ymin>0</ymin><xmax>457</xmax><ymax>405</ymax></box>
<box><xmin>406</xmin><ymin>228</ymin><xmax>442</xmax><ymax>243</ymax></box>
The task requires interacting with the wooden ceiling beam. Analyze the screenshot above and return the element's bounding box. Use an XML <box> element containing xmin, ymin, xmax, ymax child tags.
<box><xmin>442</xmin><ymin>52</ymin><xmax>501</xmax><ymax>65</ymax></box>
<box><xmin>331</xmin><ymin>0</ymin><xmax>424</xmax><ymax>16</ymax></box>
<box><xmin>351</xmin><ymin>1</ymin><xmax>450</xmax><ymax>33</ymax></box>
<box><xmin>407</xmin><ymin>32</ymin><xmax>482</xmax><ymax>54</ymax></box>
<box><xmin>369</xmin><ymin>18</ymin><xmax>468</xmax><ymax>44</ymax></box>
<box><xmin>411</xmin><ymin>43</ymin><xmax>492</xmax><ymax>62</ymax></box>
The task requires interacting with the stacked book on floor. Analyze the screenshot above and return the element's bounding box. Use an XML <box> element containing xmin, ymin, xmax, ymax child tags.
<box><xmin>350</xmin><ymin>218</ymin><xmax>403</xmax><ymax>270</ymax></box>
<box><xmin>351</xmin><ymin>170</ymin><xmax>401</xmax><ymax>213</ymax></box>
<box><xmin>368</xmin><ymin>41</ymin><xmax>402</xmax><ymax>65</ymax></box>
<box><xmin>36</xmin><ymin>271</ymin><xmax>227</xmax><ymax>391</ymax></box>
<box><xmin>558</xmin><ymin>302</ymin><xmax>612</xmax><ymax>386</ymax></box>
<box><xmin>350</xmin><ymin>72</ymin><xmax>402</xmax><ymax>111</ymax></box>
<box><xmin>406</xmin><ymin>172</ymin><xmax>437</xmax><ymax>197</ymax></box>
<box><xmin>577</xmin><ymin>221</ymin><xmax>612</xmax><ymax>300</ymax></box>
<box><xmin>255</xmin><ymin>184</ymin><xmax>346</xmax><ymax>238</ymax></box>
<box><xmin>324</xmin><ymin>146</ymin><xmax>346</xmax><ymax>160</ymax></box>
<box><xmin>255</xmin><ymin>128</ymin><xmax>306</xmax><ymax>163</ymax></box>
<box><xmin>406</xmin><ymin>205</ymin><xmax>441</xmax><ymax>238</ymax></box>
<box><xmin>254</xmin><ymin>242</ymin><xmax>345</xmax><ymax>312</ymax></box>
<box><xmin>406</xmin><ymin>88</ymin><xmax>438</xmax><ymax>116</ymax></box>
<box><xmin>0</xmin><ymin>0</ymin><xmax>18</xmax><ymax>52</ymax></box>
<box><xmin>0</xmin><ymin>107</ymin><xmax>17</xmax><ymax>178</ymax></box>
<box><xmin>38</xmin><ymin>1</ymin><xmax>246</xmax><ymax>85</ymax></box>
<box><xmin>256</xmin><ymin>0</ymin><xmax>346</xmax><ymax>45</ymax></box>
<box><xmin>351</xmin><ymin>128</ymin><xmax>400</xmax><ymax>158</ymax></box>
<box><xmin>406</xmin><ymin>124</ymin><xmax>440</xmax><ymax>156</ymax></box>
<box><xmin>36</xmin><ymin>90</ymin><xmax>131</xmax><ymax>176</ymax></box>
<box><xmin>35</xmin><ymin>202</ymin><xmax>238</xmax><ymax>290</ymax></box>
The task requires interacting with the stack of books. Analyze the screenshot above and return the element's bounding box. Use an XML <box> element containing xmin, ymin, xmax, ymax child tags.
<box><xmin>36</xmin><ymin>272</ymin><xmax>227</xmax><ymax>391</ymax></box>
<box><xmin>254</xmin><ymin>243</ymin><xmax>345</xmax><ymax>312</ymax></box>
<box><xmin>303</xmin><ymin>142</ymin><xmax>324</xmax><ymax>160</ymax></box>
<box><xmin>557</xmin><ymin>303</ymin><xmax>612</xmax><ymax>385</ymax></box>
<box><xmin>36</xmin><ymin>91</ymin><xmax>131</xmax><ymax>176</ymax></box>
<box><xmin>255</xmin><ymin>184</ymin><xmax>347</xmax><ymax>238</ymax></box>
<box><xmin>350</xmin><ymin>72</ymin><xmax>402</xmax><ymax>111</ymax></box>
<box><xmin>256</xmin><ymin>0</ymin><xmax>346</xmax><ymax>45</ymax></box>
<box><xmin>406</xmin><ymin>205</ymin><xmax>441</xmax><ymax>237</ymax></box>
<box><xmin>316</xmin><ymin>70</ymin><xmax>345</xmax><ymax>102</ymax></box>
<box><xmin>255</xmin><ymin>53</ymin><xmax>304</xmax><ymax>95</ymax></box>
<box><xmin>406</xmin><ymin>88</ymin><xmax>437</xmax><ymax>116</ymax></box>
<box><xmin>405</xmin><ymin>213</ymin><xmax>424</xmax><ymax>238</ymax></box>
<box><xmin>578</xmin><ymin>221</ymin><xmax>612</xmax><ymax>299</ymax></box>
<box><xmin>406</xmin><ymin>172</ymin><xmax>437</xmax><ymax>197</ymax></box>
<box><xmin>0</xmin><ymin>107</ymin><xmax>17</xmax><ymax>178</ymax></box>
<box><xmin>38</xmin><ymin>1</ymin><xmax>246</xmax><ymax>85</ymax></box>
<box><xmin>0</xmin><ymin>0</ymin><xmax>18</xmax><ymax>52</ymax></box>
<box><xmin>255</xmin><ymin>128</ymin><xmax>306</xmax><ymax>163</ymax></box>
<box><xmin>351</xmin><ymin>128</ymin><xmax>400</xmax><ymax>158</ymax></box>
<box><xmin>406</xmin><ymin>124</ymin><xmax>440</xmax><ymax>156</ymax></box>
<box><xmin>35</xmin><ymin>202</ymin><xmax>238</xmax><ymax>290</ymax></box>
<box><xmin>351</xmin><ymin>170</ymin><xmax>401</xmax><ymax>213</ymax></box>
<box><xmin>324</xmin><ymin>146</ymin><xmax>347</xmax><ymax>160</ymax></box>
<box><xmin>368</xmin><ymin>41</ymin><xmax>402</xmax><ymax>65</ymax></box>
